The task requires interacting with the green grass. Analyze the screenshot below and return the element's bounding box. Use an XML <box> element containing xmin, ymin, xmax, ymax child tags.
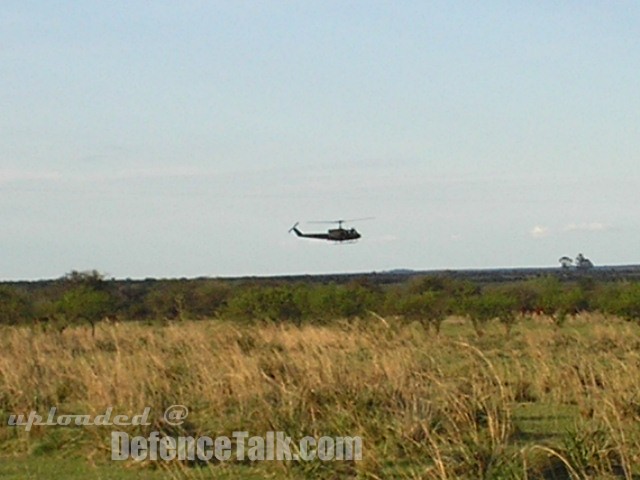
<box><xmin>0</xmin><ymin>456</ymin><xmax>279</xmax><ymax>480</ymax></box>
<box><xmin>0</xmin><ymin>457</ymin><xmax>163</xmax><ymax>480</ymax></box>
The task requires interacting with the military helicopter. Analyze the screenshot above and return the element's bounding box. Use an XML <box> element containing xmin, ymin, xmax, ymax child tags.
<box><xmin>289</xmin><ymin>218</ymin><xmax>372</xmax><ymax>242</ymax></box>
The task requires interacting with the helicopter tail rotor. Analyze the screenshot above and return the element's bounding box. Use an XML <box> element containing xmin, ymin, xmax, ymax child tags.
<box><xmin>288</xmin><ymin>222</ymin><xmax>301</xmax><ymax>236</ymax></box>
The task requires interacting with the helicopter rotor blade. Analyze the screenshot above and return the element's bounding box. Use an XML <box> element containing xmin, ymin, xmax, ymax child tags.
<box><xmin>341</xmin><ymin>216</ymin><xmax>375</xmax><ymax>223</ymax></box>
<box><xmin>307</xmin><ymin>217</ymin><xmax>374</xmax><ymax>225</ymax></box>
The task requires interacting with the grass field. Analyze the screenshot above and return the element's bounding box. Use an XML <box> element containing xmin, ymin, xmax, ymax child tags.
<box><xmin>2</xmin><ymin>314</ymin><xmax>640</xmax><ymax>479</ymax></box>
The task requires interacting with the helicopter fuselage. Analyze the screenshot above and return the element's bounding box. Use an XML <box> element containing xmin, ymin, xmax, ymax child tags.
<box><xmin>327</xmin><ymin>227</ymin><xmax>361</xmax><ymax>241</ymax></box>
<box><xmin>290</xmin><ymin>224</ymin><xmax>361</xmax><ymax>242</ymax></box>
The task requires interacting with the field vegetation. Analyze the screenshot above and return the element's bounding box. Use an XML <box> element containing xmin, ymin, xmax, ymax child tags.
<box><xmin>2</xmin><ymin>273</ymin><xmax>640</xmax><ymax>478</ymax></box>
<box><xmin>3</xmin><ymin>270</ymin><xmax>640</xmax><ymax>331</ymax></box>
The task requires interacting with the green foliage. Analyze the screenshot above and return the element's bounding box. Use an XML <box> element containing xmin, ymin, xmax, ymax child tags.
<box><xmin>463</xmin><ymin>289</ymin><xmax>518</xmax><ymax>336</ymax></box>
<box><xmin>224</xmin><ymin>285</ymin><xmax>302</xmax><ymax>323</ymax></box>
<box><xmin>144</xmin><ymin>282</ymin><xmax>190</xmax><ymax>320</ymax></box>
<box><xmin>500</xmin><ymin>281</ymin><xmax>540</xmax><ymax>313</ymax></box>
<box><xmin>0</xmin><ymin>286</ymin><xmax>32</xmax><ymax>325</ymax></box>
<box><xmin>406</xmin><ymin>275</ymin><xmax>450</xmax><ymax>294</ymax></box>
<box><xmin>62</xmin><ymin>269</ymin><xmax>105</xmax><ymax>288</ymax></box>
<box><xmin>46</xmin><ymin>270</ymin><xmax>115</xmax><ymax>334</ymax></box>
<box><xmin>329</xmin><ymin>281</ymin><xmax>381</xmax><ymax>318</ymax></box>
<box><xmin>390</xmin><ymin>290</ymin><xmax>449</xmax><ymax>333</ymax></box>
<box><xmin>57</xmin><ymin>286</ymin><xmax>112</xmax><ymax>324</ymax></box>
<box><xmin>190</xmin><ymin>280</ymin><xmax>232</xmax><ymax>317</ymax></box>
<box><xmin>599</xmin><ymin>282</ymin><xmax>640</xmax><ymax>321</ymax></box>
<box><xmin>222</xmin><ymin>281</ymin><xmax>384</xmax><ymax>324</ymax></box>
<box><xmin>5</xmin><ymin>270</ymin><xmax>640</xmax><ymax>332</ymax></box>
<box><xmin>144</xmin><ymin>280</ymin><xmax>233</xmax><ymax>320</ymax></box>
<box><xmin>558</xmin><ymin>424</ymin><xmax>623</xmax><ymax>477</ymax></box>
<box><xmin>531</xmin><ymin>276</ymin><xmax>564</xmax><ymax>314</ymax></box>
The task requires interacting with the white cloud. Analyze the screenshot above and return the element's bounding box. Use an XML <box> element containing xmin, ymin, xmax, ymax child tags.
<box><xmin>530</xmin><ymin>225</ymin><xmax>550</xmax><ymax>238</ymax></box>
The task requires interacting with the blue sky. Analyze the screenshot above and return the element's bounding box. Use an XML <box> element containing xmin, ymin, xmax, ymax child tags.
<box><xmin>2</xmin><ymin>1</ymin><xmax>639</xmax><ymax>279</ymax></box>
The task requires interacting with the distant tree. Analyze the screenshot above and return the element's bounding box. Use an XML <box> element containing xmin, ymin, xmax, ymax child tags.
<box><xmin>464</xmin><ymin>289</ymin><xmax>518</xmax><ymax>337</ymax></box>
<box><xmin>394</xmin><ymin>291</ymin><xmax>449</xmax><ymax>334</ymax></box>
<box><xmin>52</xmin><ymin>270</ymin><xmax>115</xmax><ymax>334</ymax></box>
<box><xmin>62</xmin><ymin>269</ymin><xmax>106</xmax><ymax>288</ymax></box>
<box><xmin>57</xmin><ymin>285</ymin><xmax>113</xmax><ymax>336</ymax></box>
<box><xmin>575</xmin><ymin>253</ymin><xmax>594</xmax><ymax>269</ymax></box>
<box><xmin>559</xmin><ymin>256</ymin><xmax>573</xmax><ymax>269</ymax></box>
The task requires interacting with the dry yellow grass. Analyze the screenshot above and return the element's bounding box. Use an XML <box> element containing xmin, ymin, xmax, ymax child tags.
<box><xmin>1</xmin><ymin>314</ymin><xmax>640</xmax><ymax>478</ymax></box>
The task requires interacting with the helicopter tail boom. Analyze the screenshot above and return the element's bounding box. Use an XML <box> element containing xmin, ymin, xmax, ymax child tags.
<box><xmin>289</xmin><ymin>222</ymin><xmax>334</xmax><ymax>240</ymax></box>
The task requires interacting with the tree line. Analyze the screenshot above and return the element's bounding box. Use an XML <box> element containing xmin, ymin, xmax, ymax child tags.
<box><xmin>1</xmin><ymin>271</ymin><xmax>640</xmax><ymax>334</ymax></box>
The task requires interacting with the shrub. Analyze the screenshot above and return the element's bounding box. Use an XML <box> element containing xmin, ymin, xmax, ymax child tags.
<box><xmin>464</xmin><ymin>289</ymin><xmax>518</xmax><ymax>336</ymax></box>
<box><xmin>56</xmin><ymin>285</ymin><xmax>113</xmax><ymax>335</ymax></box>
<box><xmin>223</xmin><ymin>285</ymin><xmax>302</xmax><ymax>323</ymax></box>
<box><xmin>0</xmin><ymin>285</ymin><xmax>32</xmax><ymax>325</ymax></box>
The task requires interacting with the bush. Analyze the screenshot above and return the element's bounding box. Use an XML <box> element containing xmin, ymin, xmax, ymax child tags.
<box><xmin>388</xmin><ymin>290</ymin><xmax>449</xmax><ymax>333</ymax></box>
<box><xmin>0</xmin><ymin>286</ymin><xmax>32</xmax><ymax>325</ymax></box>
<box><xmin>56</xmin><ymin>285</ymin><xmax>113</xmax><ymax>334</ymax></box>
<box><xmin>602</xmin><ymin>283</ymin><xmax>640</xmax><ymax>321</ymax></box>
<box><xmin>223</xmin><ymin>285</ymin><xmax>302</xmax><ymax>323</ymax></box>
<box><xmin>464</xmin><ymin>289</ymin><xmax>518</xmax><ymax>336</ymax></box>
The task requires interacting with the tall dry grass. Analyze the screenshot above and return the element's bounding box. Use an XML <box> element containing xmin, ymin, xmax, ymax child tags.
<box><xmin>1</xmin><ymin>314</ymin><xmax>640</xmax><ymax>478</ymax></box>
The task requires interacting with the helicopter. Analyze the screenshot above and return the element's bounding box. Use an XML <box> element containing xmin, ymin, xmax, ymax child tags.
<box><xmin>289</xmin><ymin>218</ymin><xmax>372</xmax><ymax>242</ymax></box>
